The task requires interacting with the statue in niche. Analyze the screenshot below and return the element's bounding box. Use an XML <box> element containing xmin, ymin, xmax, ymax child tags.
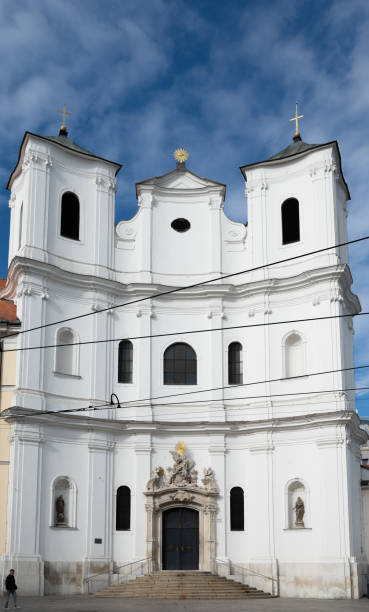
<box><xmin>202</xmin><ymin>467</ymin><xmax>216</xmax><ymax>491</ymax></box>
<box><xmin>146</xmin><ymin>467</ymin><xmax>164</xmax><ymax>491</ymax></box>
<box><xmin>293</xmin><ymin>496</ymin><xmax>305</xmax><ymax>527</ymax></box>
<box><xmin>55</xmin><ymin>494</ymin><xmax>66</xmax><ymax>526</ymax></box>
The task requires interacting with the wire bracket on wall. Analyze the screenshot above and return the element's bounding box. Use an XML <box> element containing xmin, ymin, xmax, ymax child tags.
<box><xmin>110</xmin><ymin>393</ymin><xmax>121</xmax><ymax>409</ymax></box>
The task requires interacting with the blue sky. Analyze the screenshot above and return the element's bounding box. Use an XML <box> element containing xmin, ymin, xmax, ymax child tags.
<box><xmin>1</xmin><ymin>0</ymin><xmax>369</xmax><ymax>413</ymax></box>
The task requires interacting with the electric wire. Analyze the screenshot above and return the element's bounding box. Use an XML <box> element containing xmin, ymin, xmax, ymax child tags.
<box><xmin>0</xmin><ymin>234</ymin><xmax>367</xmax><ymax>342</ymax></box>
<box><xmin>3</xmin><ymin>362</ymin><xmax>369</xmax><ymax>421</ymax></box>
<box><xmin>0</xmin><ymin>310</ymin><xmax>366</xmax><ymax>354</ymax></box>
<box><xmin>2</xmin><ymin>386</ymin><xmax>368</xmax><ymax>423</ymax></box>
<box><xmin>83</xmin><ymin>362</ymin><xmax>369</xmax><ymax>408</ymax></box>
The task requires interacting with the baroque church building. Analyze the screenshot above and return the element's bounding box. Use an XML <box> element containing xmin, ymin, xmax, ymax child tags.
<box><xmin>0</xmin><ymin>118</ymin><xmax>367</xmax><ymax>598</ymax></box>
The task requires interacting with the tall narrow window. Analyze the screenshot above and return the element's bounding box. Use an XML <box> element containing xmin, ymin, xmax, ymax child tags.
<box><xmin>228</xmin><ymin>342</ymin><xmax>243</xmax><ymax>385</ymax></box>
<box><xmin>55</xmin><ymin>328</ymin><xmax>78</xmax><ymax>376</ymax></box>
<box><xmin>281</xmin><ymin>198</ymin><xmax>300</xmax><ymax>245</ymax></box>
<box><xmin>60</xmin><ymin>192</ymin><xmax>80</xmax><ymax>240</ymax></box>
<box><xmin>118</xmin><ymin>340</ymin><xmax>133</xmax><ymax>383</ymax></box>
<box><xmin>116</xmin><ymin>486</ymin><xmax>131</xmax><ymax>530</ymax></box>
<box><xmin>230</xmin><ymin>486</ymin><xmax>244</xmax><ymax>531</ymax></box>
<box><xmin>285</xmin><ymin>332</ymin><xmax>304</xmax><ymax>377</ymax></box>
<box><xmin>164</xmin><ymin>342</ymin><xmax>197</xmax><ymax>385</ymax></box>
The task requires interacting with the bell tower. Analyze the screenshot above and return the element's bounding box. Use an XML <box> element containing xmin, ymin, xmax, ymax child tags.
<box><xmin>240</xmin><ymin>116</ymin><xmax>350</xmax><ymax>278</ymax></box>
<box><xmin>7</xmin><ymin>112</ymin><xmax>121</xmax><ymax>278</ymax></box>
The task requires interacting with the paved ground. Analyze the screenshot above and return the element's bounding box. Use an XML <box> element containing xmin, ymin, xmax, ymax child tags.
<box><xmin>2</xmin><ymin>595</ymin><xmax>369</xmax><ymax>612</ymax></box>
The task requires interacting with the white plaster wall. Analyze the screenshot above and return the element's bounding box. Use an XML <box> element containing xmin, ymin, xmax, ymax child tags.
<box><xmin>2</xmin><ymin>132</ymin><xmax>366</xmax><ymax>598</ymax></box>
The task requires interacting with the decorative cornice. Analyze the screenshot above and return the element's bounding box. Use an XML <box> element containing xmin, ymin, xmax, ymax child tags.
<box><xmin>4</xmin><ymin>407</ymin><xmax>366</xmax><ymax>444</ymax></box>
<box><xmin>4</xmin><ymin>257</ymin><xmax>360</xmax><ymax>314</ymax></box>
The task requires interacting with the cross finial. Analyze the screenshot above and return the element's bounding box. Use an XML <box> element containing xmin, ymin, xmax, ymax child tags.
<box><xmin>57</xmin><ymin>104</ymin><xmax>72</xmax><ymax>136</ymax></box>
<box><xmin>289</xmin><ymin>102</ymin><xmax>304</xmax><ymax>141</ymax></box>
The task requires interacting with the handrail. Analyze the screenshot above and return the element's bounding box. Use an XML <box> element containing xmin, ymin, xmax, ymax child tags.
<box><xmin>232</xmin><ymin>562</ymin><xmax>278</xmax><ymax>583</ymax></box>
<box><xmin>84</xmin><ymin>557</ymin><xmax>152</xmax><ymax>593</ymax></box>
<box><xmin>216</xmin><ymin>558</ymin><xmax>278</xmax><ymax>583</ymax></box>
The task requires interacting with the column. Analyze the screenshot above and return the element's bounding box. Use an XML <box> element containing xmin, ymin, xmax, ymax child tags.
<box><xmin>209</xmin><ymin>435</ymin><xmax>227</xmax><ymax>561</ymax></box>
<box><xmin>5</xmin><ymin>426</ymin><xmax>44</xmax><ymax>595</ymax></box>
<box><xmin>208</xmin><ymin>306</ymin><xmax>225</xmax><ymax>422</ymax></box>
<box><xmin>84</xmin><ymin>436</ymin><xmax>115</xmax><ymax>577</ymax></box>
<box><xmin>136</xmin><ymin>306</ymin><xmax>152</xmax><ymax>420</ymax></box>
<box><xmin>134</xmin><ymin>434</ymin><xmax>152</xmax><ymax>559</ymax></box>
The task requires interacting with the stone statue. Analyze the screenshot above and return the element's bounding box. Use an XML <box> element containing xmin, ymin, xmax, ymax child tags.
<box><xmin>202</xmin><ymin>467</ymin><xmax>216</xmax><ymax>490</ymax></box>
<box><xmin>55</xmin><ymin>495</ymin><xmax>65</xmax><ymax>525</ymax></box>
<box><xmin>167</xmin><ymin>450</ymin><xmax>198</xmax><ymax>486</ymax></box>
<box><xmin>146</xmin><ymin>467</ymin><xmax>163</xmax><ymax>491</ymax></box>
<box><xmin>293</xmin><ymin>496</ymin><xmax>305</xmax><ymax>527</ymax></box>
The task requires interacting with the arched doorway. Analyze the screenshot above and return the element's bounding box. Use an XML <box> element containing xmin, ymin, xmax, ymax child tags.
<box><xmin>162</xmin><ymin>508</ymin><xmax>199</xmax><ymax>570</ymax></box>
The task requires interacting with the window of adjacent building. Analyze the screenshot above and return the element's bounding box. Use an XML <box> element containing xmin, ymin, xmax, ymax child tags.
<box><xmin>285</xmin><ymin>332</ymin><xmax>304</xmax><ymax>378</ymax></box>
<box><xmin>281</xmin><ymin>198</ymin><xmax>300</xmax><ymax>245</ymax></box>
<box><xmin>60</xmin><ymin>192</ymin><xmax>80</xmax><ymax>241</ymax></box>
<box><xmin>118</xmin><ymin>340</ymin><xmax>133</xmax><ymax>383</ymax></box>
<box><xmin>230</xmin><ymin>486</ymin><xmax>244</xmax><ymax>531</ymax></box>
<box><xmin>228</xmin><ymin>342</ymin><xmax>243</xmax><ymax>385</ymax></box>
<box><xmin>55</xmin><ymin>328</ymin><xmax>78</xmax><ymax>376</ymax></box>
<box><xmin>116</xmin><ymin>486</ymin><xmax>131</xmax><ymax>530</ymax></box>
<box><xmin>163</xmin><ymin>342</ymin><xmax>197</xmax><ymax>385</ymax></box>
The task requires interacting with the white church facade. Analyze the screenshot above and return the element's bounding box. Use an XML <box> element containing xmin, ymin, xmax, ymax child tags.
<box><xmin>0</xmin><ymin>120</ymin><xmax>367</xmax><ymax>598</ymax></box>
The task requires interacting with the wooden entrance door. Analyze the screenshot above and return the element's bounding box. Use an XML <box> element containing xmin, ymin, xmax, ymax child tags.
<box><xmin>162</xmin><ymin>507</ymin><xmax>199</xmax><ymax>570</ymax></box>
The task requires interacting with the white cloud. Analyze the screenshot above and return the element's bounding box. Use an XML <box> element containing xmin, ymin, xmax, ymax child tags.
<box><xmin>1</xmin><ymin>0</ymin><xmax>369</xmax><ymax>408</ymax></box>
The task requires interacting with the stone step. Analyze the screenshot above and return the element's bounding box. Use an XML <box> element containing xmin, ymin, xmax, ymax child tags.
<box><xmin>105</xmin><ymin>587</ymin><xmax>259</xmax><ymax>593</ymax></box>
<box><xmin>93</xmin><ymin>570</ymin><xmax>272</xmax><ymax>599</ymax></box>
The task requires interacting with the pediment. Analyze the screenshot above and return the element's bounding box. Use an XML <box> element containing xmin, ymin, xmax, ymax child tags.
<box><xmin>136</xmin><ymin>167</ymin><xmax>226</xmax><ymax>196</ymax></box>
<box><xmin>156</xmin><ymin>170</ymin><xmax>215</xmax><ymax>190</ymax></box>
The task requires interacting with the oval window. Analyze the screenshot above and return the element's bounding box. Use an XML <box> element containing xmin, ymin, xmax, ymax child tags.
<box><xmin>171</xmin><ymin>218</ymin><xmax>191</xmax><ymax>233</ymax></box>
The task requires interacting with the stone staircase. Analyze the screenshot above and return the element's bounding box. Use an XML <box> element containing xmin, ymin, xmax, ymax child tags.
<box><xmin>94</xmin><ymin>570</ymin><xmax>272</xmax><ymax>599</ymax></box>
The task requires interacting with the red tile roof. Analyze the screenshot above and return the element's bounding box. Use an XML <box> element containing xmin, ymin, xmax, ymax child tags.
<box><xmin>0</xmin><ymin>279</ymin><xmax>19</xmax><ymax>325</ymax></box>
<box><xmin>0</xmin><ymin>300</ymin><xmax>18</xmax><ymax>324</ymax></box>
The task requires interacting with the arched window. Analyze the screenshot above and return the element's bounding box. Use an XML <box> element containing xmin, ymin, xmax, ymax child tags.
<box><xmin>285</xmin><ymin>332</ymin><xmax>304</xmax><ymax>378</ymax></box>
<box><xmin>164</xmin><ymin>342</ymin><xmax>197</xmax><ymax>385</ymax></box>
<box><xmin>55</xmin><ymin>328</ymin><xmax>79</xmax><ymax>376</ymax></box>
<box><xmin>116</xmin><ymin>486</ymin><xmax>131</xmax><ymax>530</ymax></box>
<box><xmin>230</xmin><ymin>486</ymin><xmax>244</xmax><ymax>531</ymax></box>
<box><xmin>228</xmin><ymin>342</ymin><xmax>243</xmax><ymax>385</ymax></box>
<box><xmin>118</xmin><ymin>340</ymin><xmax>133</xmax><ymax>383</ymax></box>
<box><xmin>50</xmin><ymin>476</ymin><xmax>77</xmax><ymax>528</ymax></box>
<box><xmin>287</xmin><ymin>479</ymin><xmax>307</xmax><ymax>529</ymax></box>
<box><xmin>281</xmin><ymin>198</ymin><xmax>300</xmax><ymax>245</ymax></box>
<box><xmin>60</xmin><ymin>192</ymin><xmax>80</xmax><ymax>240</ymax></box>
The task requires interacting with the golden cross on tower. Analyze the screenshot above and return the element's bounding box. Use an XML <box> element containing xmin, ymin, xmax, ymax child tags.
<box><xmin>289</xmin><ymin>102</ymin><xmax>304</xmax><ymax>140</ymax></box>
<box><xmin>57</xmin><ymin>104</ymin><xmax>72</xmax><ymax>134</ymax></box>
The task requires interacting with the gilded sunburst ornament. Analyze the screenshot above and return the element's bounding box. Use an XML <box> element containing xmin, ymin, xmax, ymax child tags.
<box><xmin>175</xmin><ymin>441</ymin><xmax>187</xmax><ymax>455</ymax></box>
<box><xmin>174</xmin><ymin>148</ymin><xmax>189</xmax><ymax>163</ymax></box>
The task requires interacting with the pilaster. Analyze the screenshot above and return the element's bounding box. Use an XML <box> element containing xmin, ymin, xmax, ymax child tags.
<box><xmin>85</xmin><ymin>436</ymin><xmax>115</xmax><ymax>564</ymax></box>
<box><xmin>134</xmin><ymin>434</ymin><xmax>152</xmax><ymax>558</ymax></box>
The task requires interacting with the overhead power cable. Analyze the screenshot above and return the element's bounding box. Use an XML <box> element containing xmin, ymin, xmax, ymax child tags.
<box><xmin>3</xmin><ymin>385</ymin><xmax>369</xmax><ymax>423</ymax></box>
<box><xmin>3</xmin><ymin>362</ymin><xmax>369</xmax><ymax>421</ymax></box>
<box><xmin>0</xmin><ymin>234</ymin><xmax>367</xmax><ymax>342</ymax></box>
<box><xmin>0</xmin><ymin>310</ymin><xmax>366</xmax><ymax>354</ymax></box>
<box><xmin>85</xmin><ymin>362</ymin><xmax>369</xmax><ymax>408</ymax></box>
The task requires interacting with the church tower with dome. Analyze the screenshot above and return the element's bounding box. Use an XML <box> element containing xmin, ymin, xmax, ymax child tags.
<box><xmin>0</xmin><ymin>110</ymin><xmax>367</xmax><ymax>598</ymax></box>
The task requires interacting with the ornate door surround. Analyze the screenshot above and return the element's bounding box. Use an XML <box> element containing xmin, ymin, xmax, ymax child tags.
<box><xmin>144</xmin><ymin>444</ymin><xmax>218</xmax><ymax>572</ymax></box>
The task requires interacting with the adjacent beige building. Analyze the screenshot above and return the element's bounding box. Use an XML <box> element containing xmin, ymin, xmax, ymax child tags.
<box><xmin>0</xmin><ymin>279</ymin><xmax>19</xmax><ymax>555</ymax></box>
